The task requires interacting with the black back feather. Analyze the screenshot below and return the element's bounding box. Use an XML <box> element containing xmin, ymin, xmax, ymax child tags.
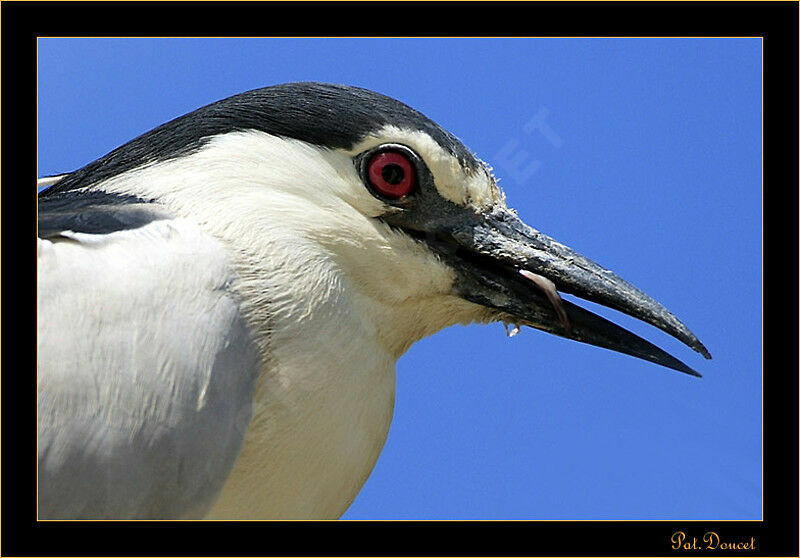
<box><xmin>38</xmin><ymin>190</ymin><xmax>171</xmax><ymax>238</ymax></box>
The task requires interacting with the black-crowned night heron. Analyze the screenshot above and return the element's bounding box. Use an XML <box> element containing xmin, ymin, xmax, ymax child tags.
<box><xmin>37</xmin><ymin>82</ymin><xmax>710</xmax><ymax>519</ymax></box>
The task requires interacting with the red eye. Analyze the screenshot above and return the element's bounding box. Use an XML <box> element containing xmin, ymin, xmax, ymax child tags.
<box><xmin>366</xmin><ymin>150</ymin><xmax>416</xmax><ymax>199</ymax></box>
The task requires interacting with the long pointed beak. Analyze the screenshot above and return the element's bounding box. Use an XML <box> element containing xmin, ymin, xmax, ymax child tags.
<box><xmin>422</xmin><ymin>206</ymin><xmax>711</xmax><ymax>376</ymax></box>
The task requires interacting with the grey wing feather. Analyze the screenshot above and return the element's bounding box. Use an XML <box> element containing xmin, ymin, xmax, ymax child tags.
<box><xmin>37</xmin><ymin>212</ymin><xmax>261</xmax><ymax>519</ymax></box>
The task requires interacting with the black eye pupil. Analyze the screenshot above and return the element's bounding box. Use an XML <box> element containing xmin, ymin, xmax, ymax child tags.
<box><xmin>381</xmin><ymin>164</ymin><xmax>405</xmax><ymax>185</ymax></box>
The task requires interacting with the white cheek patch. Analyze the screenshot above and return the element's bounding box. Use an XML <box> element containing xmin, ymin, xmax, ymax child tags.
<box><xmin>346</xmin><ymin>126</ymin><xmax>505</xmax><ymax>210</ymax></box>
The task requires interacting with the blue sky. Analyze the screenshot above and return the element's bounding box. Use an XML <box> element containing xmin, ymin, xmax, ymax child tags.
<box><xmin>37</xmin><ymin>38</ymin><xmax>762</xmax><ymax>520</ymax></box>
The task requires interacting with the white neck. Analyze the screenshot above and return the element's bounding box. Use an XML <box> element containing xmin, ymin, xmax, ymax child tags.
<box><xmin>88</xmin><ymin>130</ymin><xmax>492</xmax><ymax>517</ymax></box>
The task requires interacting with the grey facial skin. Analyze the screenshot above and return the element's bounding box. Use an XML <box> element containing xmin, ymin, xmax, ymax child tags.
<box><xmin>371</xmin><ymin>146</ymin><xmax>711</xmax><ymax>377</ymax></box>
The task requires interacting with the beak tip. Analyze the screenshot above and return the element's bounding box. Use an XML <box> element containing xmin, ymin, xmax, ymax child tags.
<box><xmin>665</xmin><ymin>358</ymin><xmax>703</xmax><ymax>378</ymax></box>
<box><xmin>692</xmin><ymin>340</ymin><xmax>712</xmax><ymax>360</ymax></box>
